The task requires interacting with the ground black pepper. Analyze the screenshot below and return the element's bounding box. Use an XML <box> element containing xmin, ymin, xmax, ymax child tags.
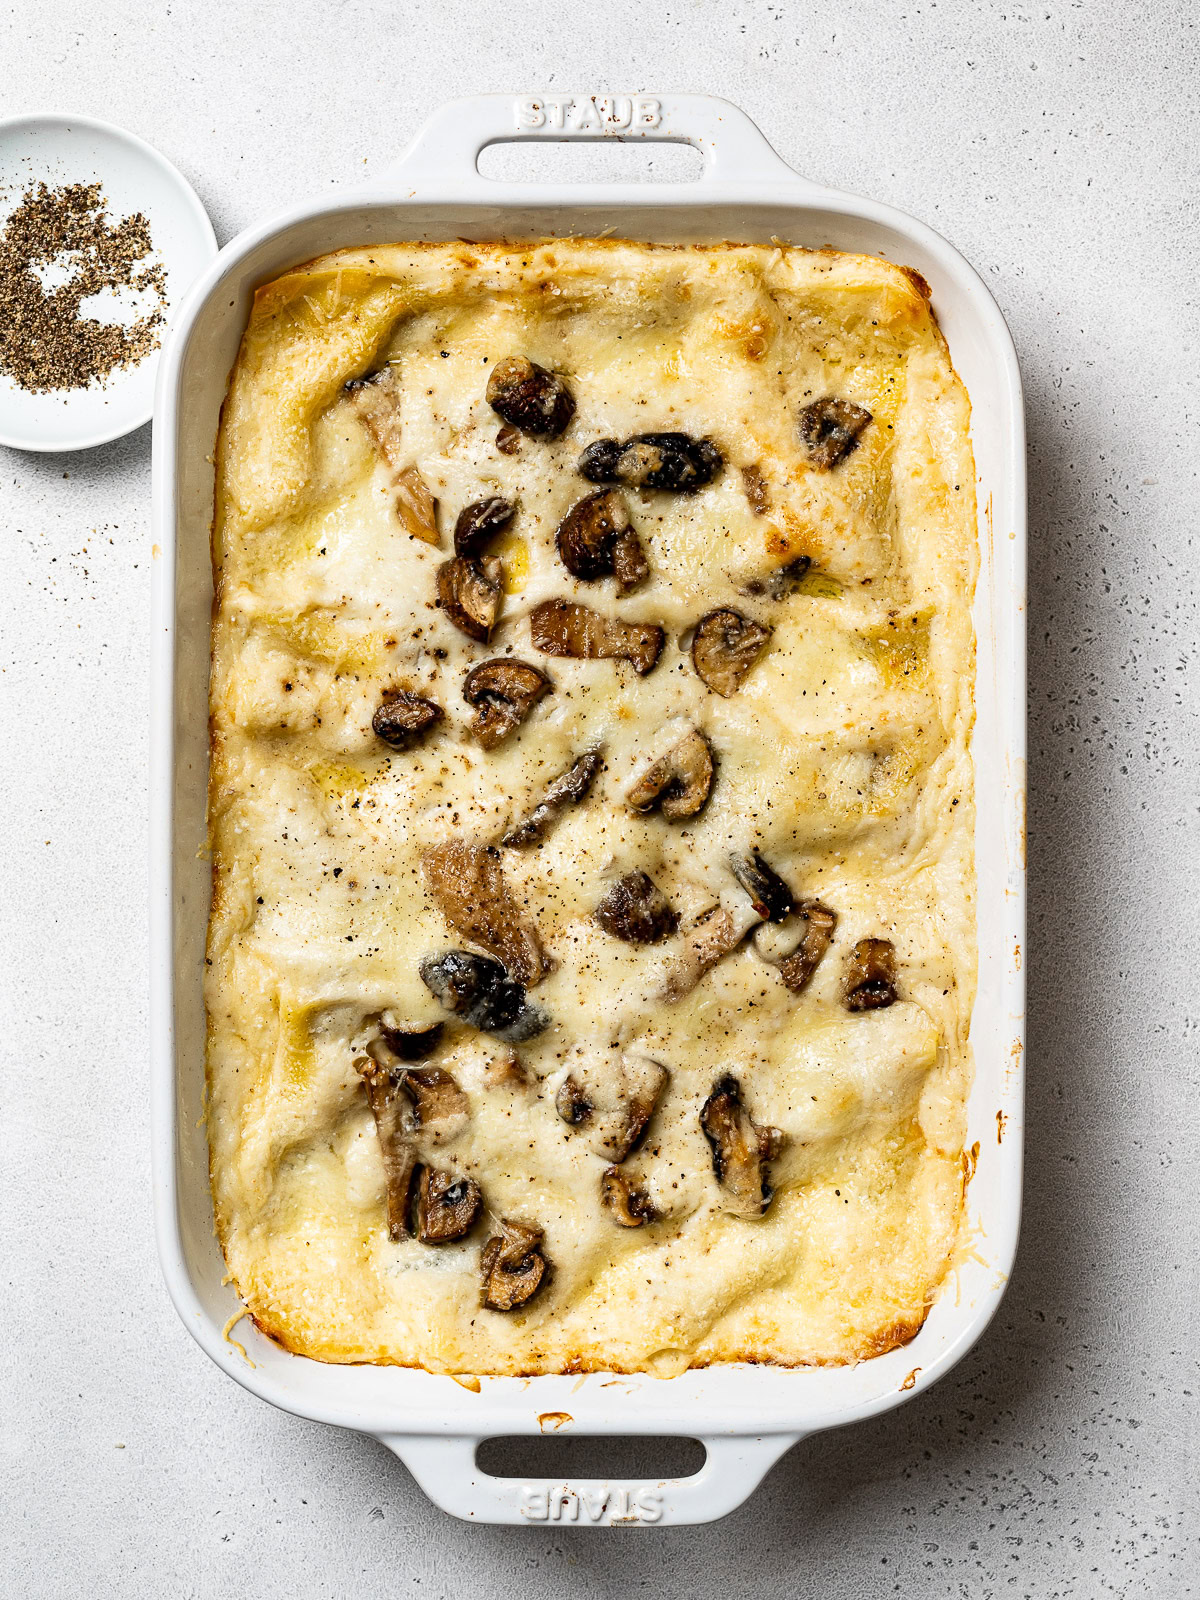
<box><xmin>0</xmin><ymin>179</ymin><xmax>167</xmax><ymax>392</ymax></box>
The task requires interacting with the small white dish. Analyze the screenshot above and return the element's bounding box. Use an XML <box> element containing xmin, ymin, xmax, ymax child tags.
<box><xmin>0</xmin><ymin>113</ymin><xmax>216</xmax><ymax>452</ymax></box>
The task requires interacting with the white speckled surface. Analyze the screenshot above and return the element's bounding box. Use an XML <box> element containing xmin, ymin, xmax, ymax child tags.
<box><xmin>2</xmin><ymin>1</ymin><xmax>1197</xmax><ymax>1593</ymax></box>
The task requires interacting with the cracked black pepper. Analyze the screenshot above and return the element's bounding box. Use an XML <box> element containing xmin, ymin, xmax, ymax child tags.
<box><xmin>0</xmin><ymin>180</ymin><xmax>167</xmax><ymax>392</ymax></box>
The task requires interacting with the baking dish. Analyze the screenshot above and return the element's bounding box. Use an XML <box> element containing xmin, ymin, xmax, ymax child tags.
<box><xmin>150</xmin><ymin>93</ymin><xmax>1025</xmax><ymax>1526</ymax></box>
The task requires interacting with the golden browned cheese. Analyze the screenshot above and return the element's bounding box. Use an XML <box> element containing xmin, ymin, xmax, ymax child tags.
<box><xmin>207</xmin><ymin>239</ymin><xmax>978</xmax><ymax>1374</ymax></box>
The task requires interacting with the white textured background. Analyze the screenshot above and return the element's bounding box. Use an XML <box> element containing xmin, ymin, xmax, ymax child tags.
<box><xmin>2</xmin><ymin>1</ymin><xmax>1198</xmax><ymax>1594</ymax></box>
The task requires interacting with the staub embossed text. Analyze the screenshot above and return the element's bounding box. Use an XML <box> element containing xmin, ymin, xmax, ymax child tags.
<box><xmin>519</xmin><ymin>1484</ymin><xmax>665</xmax><ymax>1524</ymax></box>
<box><xmin>514</xmin><ymin>96</ymin><xmax>662</xmax><ymax>133</ymax></box>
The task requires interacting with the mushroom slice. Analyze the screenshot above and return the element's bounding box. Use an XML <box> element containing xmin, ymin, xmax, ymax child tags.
<box><xmin>611</xmin><ymin>527</ymin><xmax>650</xmax><ymax>595</ymax></box>
<box><xmin>529</xmin><ymin>599</ymin><xmax>664</xmax><ymax>676</ymax></box>
<box><xmin>372</xmin><ymin>690</ymin><xmax>443</xmax><ymax>750</ymax></box>
<box><xmin>729</xmin><ymin>852</ymin><xmax>794</xmax><ymax>922</ymax></box>
<box><xmin>843</xmin><ymin>937</ymin><xmax>898</xmax><ymax>1011</ymax></box>
<box><xmin>741</xmin><ymin>465</ymin><xmax>770</xmax><ymax>515</ymax></box>
<box><xmin>419</xmin><ymin>950</ymin><xmax>549</xmax><ymax>1042</ymax></box>
<box><xmin>502</xmin><ymin>748</ymin><xmax>604</xmax><ymax>848</ymax></box>
<box><xmin>368</xmin><ymin>1017</ymin><xmax>444</xmax><ymax>1063</ymax></box>
<box><xmin>346</xmin><ymin>371</ymin><xmax>440</xmax><ymax>543</ymax></box>
<box><xmin>403</xmin><ymin>1066</ymin><xmax>470</xmax><ymax>1144</ymax></box>
<box><xmin>454</xmin><ymin>496</ymin><xmax>515</xmax><ymax>559</ymax></box>
<box><xmin>480</xmin><ymin>1219</ymin><xmax>548</xmax><ymax>1310</ymax></box>
<box><xmin>412</xmin><ymin>1167</ymin><xmax>482</xmax><ymax>1243</ymax></box>
<box><xmin>486</xmin><ymin>356</ymin><xmax>575</xmax><ymax>437</ymax></box>
<box><xmin>700</xmin><ymin>1075</ymin><xmax>784</xmax><ymax>1218</ymax></box>
<box><xmin>739</xmin><ymin>557</ymin><xmax>812</xmax><ymax>600</ymax></box>
<box><xmin>495</xmin><ymin>423</ymin><xmax>521</xmax><ymax>455</ymax></box>
<box><xmin>777</xmin><ymin>900</ymin><xmax>838</xmax><ymax>994</ymax></box>
<box><xmin>626</xmin><ymin>729</ymin><xmax>714</xmax><ymax>821</ymax></box>
<box><xmin>601</xmin><ymin>1166</ymin><xmax>657</xmax><ymax>1227</ymax></box>
<box><xmin>659</xmin><ymin>900</ymin><xmax>763</xmax><ymax>1004</ymax></box>
<box><xmin>462</xmin><ymin>659</ymin><xmax>551</xmax><ymax>749</ymax></box>
<box><xmin>354</xmin><ymin>1054</ymin><xmax>418</xmax><ymax>1242</ymax></box>
<box><xmin>578</xmin><ymin>432</ymin><xmax>723</xmax><ymax>493</ymax></box>
<box><xmin>436</xmin><ymin>555</ymin><xmax>502</xmax><ymax>642</ymax></box>
<box><xmin>798</xmin><ymin>398</ymin><xmax>873</xmax><ymax>470</ymax></box>
<box><xmin>691</xmin><ymin>608</ymin><xmax>773</xmax><ymax>697</ymax></box>
<box><xmin>554</xmin><ymin>1049</ymin><xmax>669</xmax><ymax>1161</ymax></box>
<box><xmin>594</xmin><ymin>871</ymin><xmax>679</xmax><ymax>944</ymax></box>
<box><xmin>423</xmin><ymin>840</ymin><xmax>549</xmax><ymax>984</ymax></box>
<box><xmin>556</xmin><ymin>488</ymin><xmax>631</xmax><ymax>580</ymax></box>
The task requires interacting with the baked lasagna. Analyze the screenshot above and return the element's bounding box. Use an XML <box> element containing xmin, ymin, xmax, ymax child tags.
<box><xmin>207</xmin><ymin>239</ymin><xmax>978</xmax><ymax>1374</ymax></box>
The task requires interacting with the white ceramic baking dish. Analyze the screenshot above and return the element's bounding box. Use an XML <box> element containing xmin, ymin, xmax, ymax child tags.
<box><xmin>150</xmin><ymin>93</ymin><xmax>1026</xmax><ymax>1527</ymax></box>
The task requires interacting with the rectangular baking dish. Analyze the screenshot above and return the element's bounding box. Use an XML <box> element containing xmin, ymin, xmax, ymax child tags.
<box><xmin>150</xmin><ymin>93</ymin><xmax>1026</xmax><ymax>1527</ymax></box>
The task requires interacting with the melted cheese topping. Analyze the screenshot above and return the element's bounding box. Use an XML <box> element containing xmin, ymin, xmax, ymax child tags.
<box><xmin>208</xmin><ymin>240</ymin><xmax>977</xmax><ymax>1373</ymax></box>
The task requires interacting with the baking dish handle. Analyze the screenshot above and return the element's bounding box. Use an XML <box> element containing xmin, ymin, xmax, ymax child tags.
<box><xmin>380</xmin><ymin>1431</ymin><xmax>800</xmax><ymax>1526</ymax></box>
<box><xmin>369</xmin><ymin>93</ymin><xmax>813</xmax><ymax>194</ymax></box>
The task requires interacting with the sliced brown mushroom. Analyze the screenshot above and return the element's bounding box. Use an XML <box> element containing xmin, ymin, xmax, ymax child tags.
<box><xmin>346</xmin><ymin>370</ymin><xmax>440</xmax><ymax>543</ymax></box>
<box><xmin>486</xmin><ymin>356</ymin><xmax>575</xmax><ymax>437</ymax></box>
<box><xmin>462</xmin><ymin>659</ymin><xmax>552</xmax><ymax>749</ymax></box>
<box><xmin>354</xmin><ymin>1054</ymin><xmax>417</xmax><ymax>1242</ymax></box>
<box><xmin>777</xmin><ymin>900</ymin><xmax>838</xmax><ymax>994</ymax></box>
<box><xmin>402</xmin><ymin>1065</ymin><xmax>471</xmax><ymax>1143</ymax></box>
<box><xmin>480</xmin><ymin>1218</ymin><xmax>548</xmax><ymax>1310</ymax></box>
<box><xmin>578</xmin><ymin>432</ymin><xmax>723</xmax><ymax>493</ymax></box>
<box><xmin>798</xmin><ymin>398</ymin><xmax>873</xmax><ymax>470</ymax></box>
<box><xmin>502</xmin><ymin>748</ymin><xmax>604</xmax><ymax>848</ymax></box>
<box><xmin>844</xmin><ymin>937</ymin><xmax>898</xmax><ymax>1010</ymax></box>
<box><xmin>529</xmin><ymin>599</ymin><xmax>664</xmax><ymax>676</ymax></box>
<box><xmin>454</xmin><ymin>496</ymin><xmax>515</xmax><ymax>559</ymax></box>
<box><xmin>423</xmin><ymin>840</ymin><xmax>550</xmax><ymax>985</ymax></box>
<box><xmin>495</xmin><ymin>423</ymin><xmax>521</xmax><ymax>455</ymax></box>
<box><xmin>729</xmin><ymin>852</ymin><xmax>794</xmax><ymax>922</ymax></box>
<box><xmin>436</xmin><ymin>555</ymin><xmax>502</xmax><ymax>642</ymax></box>
<box><xmin>372</xmin><ymin>690</ymin><xmax>444</xmax><ymax>750</ymax></box>
<box><xmin>700</xmin><ymin>1075</ymin><xmax>784</xmax><ymax>1218</ymax></box>
<box><xmin>658</xmin><ymin>901</ymin><xmax>762</xmax><ymax>1004</ymax></box>
<box><xmin>555</xmin><ymin>489</ymin><xmax>649</xmax><ymax>593</ymax></box>
<box><xmin>691</xmin><ymin>608</ymin><xmax>773</xmax><ymax>697</ymax></box>
<box><xmin>626</xmin><ymin>729</ymin><xmax>714</xmax><ymax>821</ymax></box>
<box><xmin>601</xmin><ymin>1166</ymin><xmax>657</xmax><ymax>1227</ymax></box>
<box><xmin>741</xmin><ymin>464</ymin><xmax>770</xmax><ymax>515</ymax></box>
<box><xmin>554</xmin><ymin>1050</ymin><xmax>668</xmax><ymax>1161</ymax></box>
<box><xmin>594</xmin><ymin>871</ymin><xmax>678</xmax><ymax>944</ymax></box>
<box><xmin>412</xmin><ymin>1166</ymin><xmax>482</xmax><ymax>1243</ymax></box>
<box><xmin>419</xmin><ymin>950</ymin><xmax>549</xmax><ymax>1042</ymax></box>
<box><xmin>367</xmin><ymin>1017</ymin><xmax>444</xmax><ymax>1063</ymax></box>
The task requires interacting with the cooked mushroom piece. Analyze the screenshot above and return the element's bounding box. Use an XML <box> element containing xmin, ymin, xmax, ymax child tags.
<box><xmin>554</xmin><ymin>1075</ymin><xmax>593</xmax><ymax>1127</ymax></box>
<box><xmin>495</xmin><ymin>424</ymin><xmax>521</xmax><ymax>455</ymax></box>
<box><xmin>502</xmin><ymin>748</ymin><xmax>604</xmax><ymax>848</ymax></box>
<box><xmin>700</xmin><ymin>1075</ymin><xmax>784</xmax><ymax>1218</ymax></box>
<box><xmin>843</xmin><ymin>937</ymin><xmax>898</xmax><ymax>1010</ymax></box>
<box><xmin>346</xmin><ymin>371</ymin><xmax>440</xmax><ymax>543</ymax></box>
<box><xmin>554</xmin><ymin>1049</ymin><xmax>669</xmax><ymax>1161</ymax></box>
<box><xmin>729</xmin><ymin>852</ymin><xmax>794</xmax><ymax>922</ymax></box>
<box><xmin>556</xmin><ymin>488</ymin><xmax>630</xmax><ymax>580</ymax></box>
<box><xmin>480</xmin><ymin>1219</ymin><xmax>548</xmax><ymax>1310</ymax></box>
<box><xmin>611</xmin><ymin>526</ymin><xmax>650</xmax><ymax>595</ymax></box>
<box><xmin>529</xmin><ymin>599</ymin><xmax>664</xmax><ymax>676</ymax></box>
<box><xmin>402</xmin><ymin>1066</ymin><xmax>470</xmax><ymax>1143</ymax></box>
<box><xmin>777</xmin><ymin>900</ymin><xmax>838</xmax><ymax>994</ymax></box>
<box><xmin>462</xmin><ymin>659</ymin><xmax>552</xmax><ymax>749</ymax></box>
<box><xmin>577</xmin><ymin>432</ymin><xmax>723</xmax><ymax>493</ymax></box>
<box><xmin>436</xmin><ymin>555</ymin><xmax>502</xmax><ymax>642</ymax></box>
<box><xmin>658</xmin><ymin>901</ymin><xmax>762</xmax><ymax>1004</ymax></box>
<box><xmin>393</xmin><ymin>466</ymin><xmax>440</xmax><ymax>544</ymax></box>
<box><xmin>486</xmin><ymin>356</ymin><xmax>575</xmax><ymax>437</ymax></box>
<box><xmin>454</xmin><ymin>496</ymin><xmax>515</xmax><ymax>559</ymax></box>
<box><xmin>601</xmin><ymin>1166</ymin><xmax>657</xmax><ymax>1227</ymax></box>
<box><xmin>423</xmin><ymin>840</ymin><xmax>549</xmax><ymax>984</ymax></box>
<box><xmin>419</xmin><ymin>950</ymin><xmax>549</xmax><ymax>1041</ymax></box>
<box><xmin>412</xmin><ymin>1167</ymin><xmax>482</xmax><ymax>1243</ymax></box>
<box><xmin>372</xmin><ymin>690</ymin><xmax>444</xmax><ymax>750</ymax></box>
<box><xmin>354</xmin><ymin>1054</ymin><xmax>417</xmax><ymax>1242</ymax></box>
<box><xmin>626</xmin><ymin>729</ymin><xmax>714</xmax><ymax>821</ymax></box>
<box><xmin>692</xmin><ymin>608</ymin><xmax>773</xmax><ymax>697</ymax></box>
<box><xmin>594</xmin><ymin>871</ymin><xmax>679</xmax><ymax>944</ymax></box>
<box><xmin>798</xmin><ymin>398</ymin><xmax>873</xmax><ymax>470</ymax></box>
<box><xmin>741</xmin><ymin>464</ymin><xmax>770</xmax><ymax>515</ymax></box>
